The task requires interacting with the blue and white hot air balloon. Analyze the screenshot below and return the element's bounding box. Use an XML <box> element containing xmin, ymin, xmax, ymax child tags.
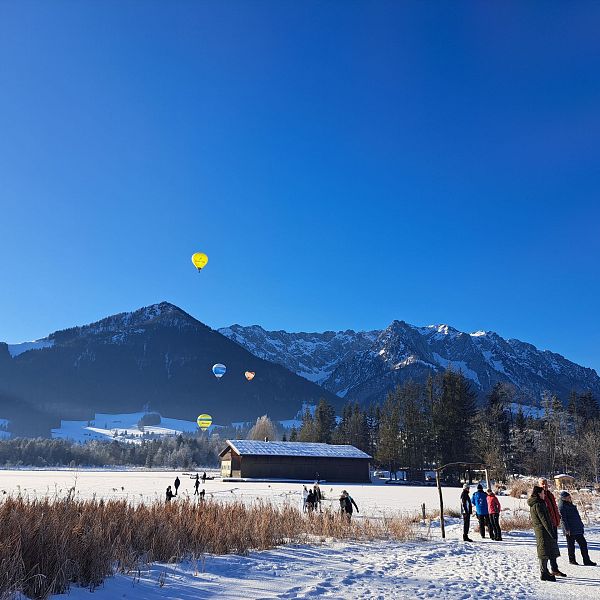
<box><xmin>212</xmin><ymin>363</ymin><xmax>227</xmax><ymax>379</ymax></box>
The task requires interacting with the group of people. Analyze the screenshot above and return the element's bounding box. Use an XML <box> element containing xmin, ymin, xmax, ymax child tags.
<box><xmin>529</xmin><ymin>477</ymin><xmax>596</xmax><ymax>582</ymax></box>
<box><xmin>165</xmin><ymin>473</ymin><xmax>206</xmax><ymax>502</ymax></box>
<box><xmin>302</xmin><ymin>483</ymin><xmax>323</xmax><ymax>512</ymax></box>
<box><xmin>460</xmin><ymin>484</ymin><xmax>503</xmax><ymax>542</ymax></box>
<box><xmin>301</xmin><ymin>484</ymin><xmax>359</xmax><ymax>522</ymax></box>
<box><xmin>461</xmin><ymin>477</ymin><xmax>596</xmax><ymax>581</ymax></box>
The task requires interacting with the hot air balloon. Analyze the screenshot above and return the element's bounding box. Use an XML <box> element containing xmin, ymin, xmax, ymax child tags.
<box><xmin>191</xmin><ymin>252</ymin><xmax>209</xmax><ymax>272</ymax></box>
<box><xmin>212</xmin><ymin>363</ymin><xmax>226</xmax><ymax>379</ymax></box>
<box><xmin>197</xmin><ymin>414</ymin><xmax>213</xmax><ymax>431</ymax></box>
<box><xmin>245</xmin><ymin>371</ymin><xmax>255</xmax><ymax>381</ymax></box>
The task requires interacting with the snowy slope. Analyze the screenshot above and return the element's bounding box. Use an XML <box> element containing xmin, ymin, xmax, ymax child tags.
<box><xmin>6</xmin><ymin>339</ymin><xmax>54</xmax><ymax>357</ymax></box>
<box><xmin>221</xmin><ymin>321</ymin><xmax>600</xmax><ymax>404</ymax></box>
<box><xmin>219</xmin><ymin>325</ymin><xmax>378</xmax><ymax>384</ymax></box>
<box><xmin>51</xmin><ymin>412</ymin><xmax>206</xmax><ymax>444</ymax></box>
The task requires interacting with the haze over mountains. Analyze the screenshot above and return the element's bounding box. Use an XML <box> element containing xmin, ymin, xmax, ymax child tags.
<box><xmin>220</xmin><ymin>321</ymin><xmax>600</xmax><ymax>405</ymax></box>
<box><xmin>1</xmin><ymin>302</ymin><xmax>599</xmax><ymax>436</ymax></box>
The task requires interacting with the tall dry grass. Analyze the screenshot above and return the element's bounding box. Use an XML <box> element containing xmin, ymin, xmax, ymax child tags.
<box><xmin>0</xmin><ymin>496</ymin><xmax>419</xmax><ymax>599</ymax></box>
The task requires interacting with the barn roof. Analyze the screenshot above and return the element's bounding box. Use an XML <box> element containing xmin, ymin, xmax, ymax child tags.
<box><xmin>221</xmin><ymin>439</ymin><xmax>372</xmax><ymax>459</ymax></box>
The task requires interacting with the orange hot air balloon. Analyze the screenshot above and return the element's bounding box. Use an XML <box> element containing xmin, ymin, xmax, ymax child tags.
<box><xmin>245</xmin><ymin>371</ymin><xmax>255</xmax><ymax>381</ymax></box>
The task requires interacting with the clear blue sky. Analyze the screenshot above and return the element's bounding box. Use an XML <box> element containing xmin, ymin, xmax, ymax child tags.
<box><xmin>1</xmin><ymin>1</ymin><xmax>599</xmax><ymax>371</ymax></box>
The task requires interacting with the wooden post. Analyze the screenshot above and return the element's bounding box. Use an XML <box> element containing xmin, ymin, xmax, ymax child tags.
<box><xmin>422</xmin><ymin>503</ymin><xmax>426</xmax><ymax>520</ymax></box>
<box><xmin>436</xmin><ymin>469</ymin><xmax>445</xmax><ymax>539</ymax></box>
<box><xmin>485</xmin><ymin>468</ymin><xmax>490</xmax><ymax>491</ymax></box>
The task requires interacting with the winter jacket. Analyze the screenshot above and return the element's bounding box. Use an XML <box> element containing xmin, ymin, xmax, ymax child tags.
<box><xmin>543</xmin><ymin>489</ymin><xmax>561</xmax><ymax>528</ymax></box>
<box><xmin>528</xmin><ymin>495</ymin><xmax>560</xmax><ymax>559</ymax></box>
<box><xmin>340</xmin><ymin>495</ymin><xmax>359</xmax><ymax>515</ymax></box>
<box><xmin>487</xmin><ymin>494</ymin><xmax>501</xmax><ymax>515</ymax></box>
<box><xmin>471</xmin><ymin>490</ymin><xmax>489</xmax><ymax>515</ymax></box>
<box><xmin>460</xmin><ymin>490</ymin><xmax>472</xmax><ymax>515</ymax></box>
<box><xmin>558</xmin><ymin>499</ymin><xmax>585</xmax><ymax>536</ymax></box>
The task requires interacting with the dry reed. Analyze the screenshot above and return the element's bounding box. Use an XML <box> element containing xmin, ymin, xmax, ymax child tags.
<box><xmin>0</xmin><ymin>496</ymin><xmax>419</xmax><ymax>599</ymax></box>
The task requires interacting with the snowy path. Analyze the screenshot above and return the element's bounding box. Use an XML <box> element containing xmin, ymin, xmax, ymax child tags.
<box><xmin>59</xmin><ymin>524</ymin><xmax>600</xmax><ymax>599</ymax></box>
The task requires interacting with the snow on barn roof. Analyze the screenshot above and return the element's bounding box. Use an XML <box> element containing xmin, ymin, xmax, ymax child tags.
<box><xmin>224</xmin><ymin>440</ymin><xmax>371</xmax><ymax>459</ymax></box>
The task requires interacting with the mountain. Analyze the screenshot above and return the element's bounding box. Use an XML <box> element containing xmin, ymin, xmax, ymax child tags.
<box><xmin>0</xmin><ymin>303</ymin><xmax>340</xmax><ymax>435</ymax></box>
<box><xmin>220</xmin><ymin>321</ymin><xmax>600</xmax><ymax>405</ymax></box>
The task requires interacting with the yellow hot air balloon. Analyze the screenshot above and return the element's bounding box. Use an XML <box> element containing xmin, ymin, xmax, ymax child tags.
<box><xmin>191</xmin><ymin>252</ymin><xmax>209</xmax><ymax>272</ymax></box>
<box><xmin>197</xmin><ymin>414</ymin><xmax>213</xmax><ymax>431</ymax></box>
<box><xmin>245</xmin><ymin>371</ymin><xmax>255</xmax><ymax>381</ymax></box>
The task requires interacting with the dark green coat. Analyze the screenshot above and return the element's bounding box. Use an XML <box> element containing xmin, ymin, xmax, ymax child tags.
<box><xmin>528</xmin><ymin>495</ymin><xmax>560</xmax><ymax>559</ymax></box>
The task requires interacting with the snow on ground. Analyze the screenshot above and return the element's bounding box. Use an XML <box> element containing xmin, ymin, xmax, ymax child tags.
<box><xmin>1</xmin><ymin>470</ymin><xmax>597</xmax><ymax>599</ymax></box>
<box><xmin>0</xmin><ymin>470</ymin><xmax>528</xmax><ymax>515</ymax></box>
<box><xmin>51</xmin><ymin>412</ymin><xmax>209</xmax><ymax>444</ymax></box>
<box><xmin>56</xmin><ymin>524</ymin><xmax>600</xmax><ymax>599</ymax></box>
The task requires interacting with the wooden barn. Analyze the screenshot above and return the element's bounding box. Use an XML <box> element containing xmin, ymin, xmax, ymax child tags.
<box><xmin>219</xmin><ymin>440</ymin><xmax>372</xmax><ymax>483</ymax></box>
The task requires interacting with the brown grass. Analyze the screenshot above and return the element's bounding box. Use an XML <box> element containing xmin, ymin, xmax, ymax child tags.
<box><xmin>499</xmin><ymin>510</ymin><xmax>531</xmax><ymax>531</ymax></box>
<box><xmin>0</xmin><ymin>496</ymin><xmax>419</xmax><ymax>599</ymax></box>
<box><xmin>508</xmin><ymin>479</ymin><xmax>531</xmax><ymax>498</ymax></box>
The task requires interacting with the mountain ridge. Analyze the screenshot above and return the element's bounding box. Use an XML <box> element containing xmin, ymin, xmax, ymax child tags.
<box><xmin>219</xmin><ymin>319</ymin><xmax>600</xmax><ymax>405</ymax></box>
<box><xmin>0</xmin><ymin>302</ymin><xmax>340</xmax><ymax>435</ymax></box>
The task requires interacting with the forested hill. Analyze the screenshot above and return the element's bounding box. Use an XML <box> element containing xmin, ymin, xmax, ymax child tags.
<box><xmin>0</xmin><ymin>302</ymin><xmax>340</xmax><ymax>436</ymax></box>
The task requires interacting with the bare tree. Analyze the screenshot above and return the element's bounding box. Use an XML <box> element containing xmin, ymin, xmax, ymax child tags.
<box><xmin>247</xmin><ymin>415</ymin><xmax>276</xmax><ymax>441</ymax></box>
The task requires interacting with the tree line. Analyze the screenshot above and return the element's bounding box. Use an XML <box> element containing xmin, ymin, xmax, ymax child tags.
<box><xmin>0</xmin><ymin>435</ymin><xmax>221</xmax><ymax>469</ymax></box>
<box><xmin>273</xmin><ymin>370</ymin><xmax>600</xmax><ymax>483</ymax></box>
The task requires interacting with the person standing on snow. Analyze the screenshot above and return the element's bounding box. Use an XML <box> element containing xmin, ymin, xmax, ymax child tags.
<box><xmin>487</xmin><ymin>489</ymin><xmax>502</xmax><ymax>541</ymax></box>
<box><xmin>314</xmin><ymin>482</ymin><xmax>323</xmax><ymax>512</ymax></box>
<box><xmin>194</xmin><ymin>474</ymin><xmax>200</xmax><ymax>495</ymax></box>
<box><xmin>460</xmin><ymin>484</ymin><xmax>473</xmax><ymax>542</ymax></box>
<box><xmin>529</xmin><ymin>485</ymin><xmax>565</xmax><ymax>581</ymax></box>
<box><xmin>302</xmin><ymin>485</ymin><xmax>309</xmax><ymax>512</ymax></box>
<box><xmin>558</xmin><ymin>491</ymin><xmax>597</xmax><ymax>566</ymax></box>
<box><xmin>471</xmin><ymin>484</ymin><xmax>491</xmax><ymax>538</ymax></box>
<box><xmin>339</xmin><ymin>490</ymin><xmax>359</xmax><ymax>522</ymax></box>
<box><xmin>165</xmin><ymin>485</ymin><xmax>174</xmax><ymax>503</ymax></box>
<box><xmin>539</xmin><ymin>478</ymin><xmax>561</xmax><ymax>538</ymax></box>
<box><xmin>174</xmin><ymin>476</ymin><xmax>181</xmax><ymax>496</ymax></box>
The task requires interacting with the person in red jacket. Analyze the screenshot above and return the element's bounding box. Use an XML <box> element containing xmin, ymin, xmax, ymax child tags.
<box><xmin>487</xmin><ymin>489</ymin><xmax>502</xmax><ymax>541</ymax></box>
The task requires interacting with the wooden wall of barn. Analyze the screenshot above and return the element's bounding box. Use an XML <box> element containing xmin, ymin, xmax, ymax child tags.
<box><xmin>233</xmin><ymin>455</ymin><xmax>370</xmax><ymax>482</ymax></box>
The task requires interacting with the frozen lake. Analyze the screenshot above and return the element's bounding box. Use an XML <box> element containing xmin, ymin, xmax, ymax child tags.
<box><xmin>0</xmin><ymin>468</ymin><xmax>528</xmax><ymax>517</ymax></box>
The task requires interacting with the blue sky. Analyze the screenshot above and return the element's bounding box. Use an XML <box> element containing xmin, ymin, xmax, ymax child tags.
<box><xmin>1</xmin><ymin>1</ymin><xmax>599</xmax><ymax>371</ymax></box>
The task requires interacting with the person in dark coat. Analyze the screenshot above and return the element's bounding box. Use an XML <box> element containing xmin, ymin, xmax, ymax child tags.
<box><xmin>314</xmin><ymin>482</ymin><xmax>323</xmax><ymax>513</ymax></box>
<box><xmin>487</xmin><ymin>489</ymin><xmax>502</xmax><ymax>541</ymax></box>
<box><xmin>339</xmin><ymin>490</ymin><xmax>359</xmax><ymax>522</ymax></box>
<box><xmin>194</xmin><ymin>474</ymin><xmax>200</xmax><ymax>495</ymax></box>
<box><xmin>165</xmin><ymin>485</ymin><xmax>174</xmax><ymax>503</ymax></box>
<box><xmin>471</xmin><ymin>484</ymin><xmax>491</xmax><ymax>538</ymax></box>
<box><xmin>174</xmin><ymin>476</ymin><xmax>181</xmax><ymax>496</ymax></box>
<box><xmin>202</xmin><ymin>472</ymin><xmax>207</xmax><ymax>484</ymax></box>
<box><xmin>460</xmin><ymin>484</ymin><xmax>473</xmax><ymax>542</ymax></box>
<box><xmin>529</xmin><ymin>485</ymin><xmax>564</xmax><ymax>581</ymax></box>
<box><xmin>306</xmin><ymin>489</ymin><xmax>316</xmax><ymax>512</ymax></box>
<box><xmin>558</xmin><ymin>491</ymin><xmax>597</xmax><ymax>566</ymax></box>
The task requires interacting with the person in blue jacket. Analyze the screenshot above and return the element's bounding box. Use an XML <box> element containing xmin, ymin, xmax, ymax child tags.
<box><xmin>471</xmin><ymin>483</ymin><xmax>491</xmax><ymax>538</ymax></box>
<box><xmin>558</xmin><ymin>491</ymin><xmax>597</xmax><ymax>566</ymax></box>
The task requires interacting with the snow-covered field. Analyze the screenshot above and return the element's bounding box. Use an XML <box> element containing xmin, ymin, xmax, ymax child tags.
<box><xmin>0</xmin><ymin>469</ymin><xmax>527</xmax><ymax>516</ymax></box>
<box><xmin>57</xmin><ymin>526</ymin><xmax>600</xmax><ymax>599</ymax></box>
<box><xmin>51</xmin><ymin>412</ymin><xmax>203</xmax><ymax>444</ymax></box>
<box><xmin>1</xmin><ymin>470</ymin><xmax>598</xmax><ymax>599</ymax></box>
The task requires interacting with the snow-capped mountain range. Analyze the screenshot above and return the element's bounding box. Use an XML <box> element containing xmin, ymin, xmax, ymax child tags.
<box><xmin>220</xmin><ymin>321</ymin><xmax>600</xmax><ymax>404</ymax></box>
